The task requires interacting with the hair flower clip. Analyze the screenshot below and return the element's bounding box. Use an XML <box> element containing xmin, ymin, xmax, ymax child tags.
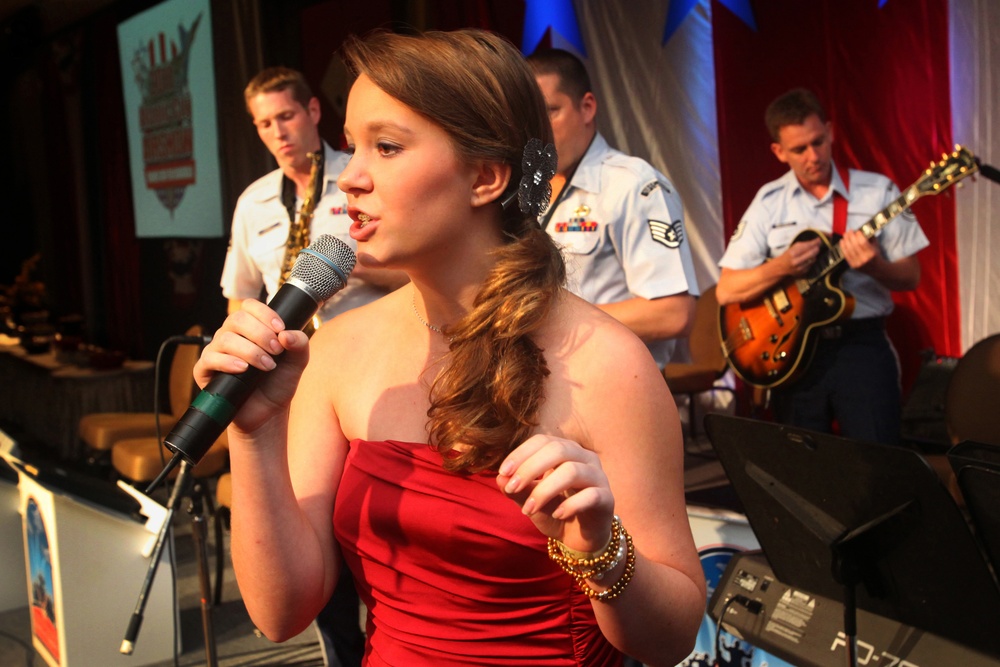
<box><xmin>502</xmin><ymin>138</ymin><xmax>557</xmax><ymax>217</ymax></box>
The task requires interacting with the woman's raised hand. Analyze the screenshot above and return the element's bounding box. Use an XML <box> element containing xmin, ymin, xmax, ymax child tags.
<box><xmin>193</xmin><ymin>299</ymin><xmax>312</xmax><ymax>435</ymax></box>
<box><xmin>497</xmin><ymin>434</ymin><xmax>616</xmax><ymax>554</ymax></box>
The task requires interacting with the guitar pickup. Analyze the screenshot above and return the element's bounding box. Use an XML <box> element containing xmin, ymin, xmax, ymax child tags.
<box><xmin>771</xmin><ymin>289</ymin><xmax>791</xmax><ymax>313</ymax></box>
<box><xmin>764</xmin><ymin>296</ymin><xmax>786</xmax><ymax>327</ymax></box>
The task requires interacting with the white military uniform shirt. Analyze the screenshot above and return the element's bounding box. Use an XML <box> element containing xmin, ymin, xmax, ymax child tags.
<box><xmin>719</xmin><ymin>164</ymin><xmax>929</xmax><ymax>319</ymax></box>
<box><xmin>543</xmin><ymin>133</ymin><xmax>699</xmax><ymax>366</ymax></box>
<box><xmin>221</xmin><ymin>142</ymin><xmax>385</xmax><ymax>321</ymax></box>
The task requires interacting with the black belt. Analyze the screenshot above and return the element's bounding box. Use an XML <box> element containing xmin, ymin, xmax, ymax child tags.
<box><xmin>819</xmin><ymin>317</ymin><xmax>885</xmax><ymax>340</ymax></box>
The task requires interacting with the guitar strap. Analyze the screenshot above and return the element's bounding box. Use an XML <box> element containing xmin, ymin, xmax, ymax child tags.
<box><xmin>832</xmin><ymin>166</ymin><xmax>849</xmax><ymax>237</ymax></box>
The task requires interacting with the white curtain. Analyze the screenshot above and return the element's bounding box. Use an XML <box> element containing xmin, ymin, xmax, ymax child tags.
<box><xmin>951</xmin><ymin>0</ymin><xmax>1000</xmax><ymax>352</ymax></box>
<box><xmin>571</xmin><ymin>0</ymin><xmax>723</xmax><ymax>294</ymax></box>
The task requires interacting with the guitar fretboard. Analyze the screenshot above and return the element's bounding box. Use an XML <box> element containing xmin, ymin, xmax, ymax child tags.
<box><xmin>818</xmin><ymin>186</ymin><xmax>920</xmax><ymax>279</ymax></box>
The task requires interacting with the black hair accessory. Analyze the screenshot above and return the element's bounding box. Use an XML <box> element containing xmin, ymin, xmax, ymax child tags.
<box><xmin>502</xmin><ymin>138</ymin><xmax>557</xmax><ymax>216</ymax></box>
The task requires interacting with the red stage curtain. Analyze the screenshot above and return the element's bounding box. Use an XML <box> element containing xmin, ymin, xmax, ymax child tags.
<box><xmin>712</xmin><ymin>0</ymin><xmax>959</xmax><ymax>394</ymax></box>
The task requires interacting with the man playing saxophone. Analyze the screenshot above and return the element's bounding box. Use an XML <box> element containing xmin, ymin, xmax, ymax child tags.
<box><xmin>221</xmin><ymin>66</ymin><xmax>405</xmax><ymax>322</ymax></box>
<box><xmin>219</xmin><ymin>66</ymin><xmax>405</xmax><ymax>667</ymax></box>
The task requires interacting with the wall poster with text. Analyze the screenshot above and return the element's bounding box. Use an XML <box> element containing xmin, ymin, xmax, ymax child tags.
<box><xmin>118</xmin><ymin>0</ymin><xmax>224</xmax><ymax>238</ymax></box>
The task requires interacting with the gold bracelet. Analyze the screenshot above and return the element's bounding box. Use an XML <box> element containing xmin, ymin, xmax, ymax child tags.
<box><xmin>547</xmin><ymin>516</ymin><xmax>637</xmax><ymax>602</ymax></box>
<box><xmin>548</xmin><ymin>516</ymin><xmax>622</xmax><ymax>578</ymax></box>
<box><xmin>578</xmin><ymin>528</ymin><xmax>635</xmax><ymax>602</ymax></box>
<box><xmin>554</xmin><ymin>532</ymin><xmax>613</xmax><ymax>561</ymax></box>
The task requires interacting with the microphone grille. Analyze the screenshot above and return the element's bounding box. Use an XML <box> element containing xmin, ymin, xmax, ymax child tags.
<box><xmin>290</xmin><ymin>235</ymin><xmax>357</xmax><ymax>301</ymax></box>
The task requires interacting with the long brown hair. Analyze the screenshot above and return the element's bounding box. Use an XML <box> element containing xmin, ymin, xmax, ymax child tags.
<box><xmin>340</xmin><ymin>29</ymin><xmax>565</xmax><ymax>472</ymax></box>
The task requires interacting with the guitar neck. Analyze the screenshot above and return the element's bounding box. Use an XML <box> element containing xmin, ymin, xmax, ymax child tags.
<box><xmin>821</xmin><ymin>185</ymin><xmax>923</xmax><ymax>275</ymax></box>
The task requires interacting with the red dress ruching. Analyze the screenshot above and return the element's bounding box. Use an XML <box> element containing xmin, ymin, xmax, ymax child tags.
<box><xmin>334</xmin><ymin>438</ymin><xmax>623</xmax><ymax>667</ymax></box>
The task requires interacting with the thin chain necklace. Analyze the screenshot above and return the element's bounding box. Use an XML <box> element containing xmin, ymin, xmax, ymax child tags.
<box><xmin>411</xmin><ymin>292</ymin><xmax>447</xmax><ymax>336</ymax></box>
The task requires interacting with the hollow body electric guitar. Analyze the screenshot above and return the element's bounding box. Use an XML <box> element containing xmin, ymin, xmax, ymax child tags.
<box><xmin>719</xmin><ymin>146</ymin><xmax>978</xmax><ymax>390</ymax></box>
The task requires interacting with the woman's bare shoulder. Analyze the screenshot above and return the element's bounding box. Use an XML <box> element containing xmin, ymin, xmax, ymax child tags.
<box><xmin>545</xmin><ymin>292</ymin><xmax>659</xmax><ymax>372</ymax></box>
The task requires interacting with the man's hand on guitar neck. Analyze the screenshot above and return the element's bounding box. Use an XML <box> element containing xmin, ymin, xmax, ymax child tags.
<box><xmin>841</xmin><ymin>229</ymin><xmax>922</xmax><ymax>291</ymax></box>
<box><xmin>839</xmin><ymin>229</ymin><xmax>880</xmax><ymax>270</ymax></box>
<box><xmin>716</xmin><ymin>237</ymin><xmax>821</xmax><ymax>305</ymax></box>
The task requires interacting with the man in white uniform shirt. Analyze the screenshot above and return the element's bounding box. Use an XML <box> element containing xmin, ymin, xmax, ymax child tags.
<box><xmin>716</xmin><ymin>88</ymin><xmax>929</xmax><ymax>444</ymax></box>
<box><xmin>527</xmin><ymin>49</ymin><xmax>698</xmax><ymax>368</ymax></box>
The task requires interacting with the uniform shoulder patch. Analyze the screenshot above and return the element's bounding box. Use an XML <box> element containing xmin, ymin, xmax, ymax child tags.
<box><xmin>730</xmin><ymin>219</ymin><xmax>747</xmax><ymax>242</ymax></box>
<box><xmin>640</xmin><ymin>179</ymin><xmax>672</xmax><ymax>197</ymax></box>
<box><xmin>648</xmin><ymin>219</ymin><xmax>684</xmax><ymax>248</ymax></box>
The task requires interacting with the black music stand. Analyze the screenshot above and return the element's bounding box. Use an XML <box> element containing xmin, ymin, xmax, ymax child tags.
<box><xmin>705</xmin><ymin>414</ymin><xmax>1000</xmax><ymax>663</ymax></box>
<box><xmin>949</xmin><ymin>441</ymin><xmax>1000</xmax><ymax>578</ymax></box>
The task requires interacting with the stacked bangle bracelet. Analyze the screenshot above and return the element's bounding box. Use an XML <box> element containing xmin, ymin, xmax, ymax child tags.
<box><xmin>547</xmin><ymin>515</ymin><xmax>637</xmax><ymax>602</ymax></box>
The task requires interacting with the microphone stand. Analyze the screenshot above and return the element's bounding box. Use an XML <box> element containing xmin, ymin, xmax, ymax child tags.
<box><xmin>187</xmin><ymin>474</ymin><xmax>219</xmax><ymax>666</ymax></box>
<box><xmin>120</xmin><ymin>459</ymin><xmax>218</xmax><ymax>666</ymax></box>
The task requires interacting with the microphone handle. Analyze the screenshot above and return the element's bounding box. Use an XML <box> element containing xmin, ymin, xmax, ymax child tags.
<box><xmin>163</xmin><ymin>284</ymin><xmax>319</xmax><ymax>465</ymax></box>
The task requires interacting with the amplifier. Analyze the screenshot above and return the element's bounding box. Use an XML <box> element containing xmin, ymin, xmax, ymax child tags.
<box><xmin>709</xmin><ymin>551</ymin><xmax>1000</xmax><ymax>667</ymax></box>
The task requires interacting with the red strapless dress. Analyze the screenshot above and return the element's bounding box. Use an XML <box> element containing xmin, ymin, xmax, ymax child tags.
<box><xmin>334</xmin><ymin>438</ymin><xmax>623</xmax><ymax>667</ymax></box>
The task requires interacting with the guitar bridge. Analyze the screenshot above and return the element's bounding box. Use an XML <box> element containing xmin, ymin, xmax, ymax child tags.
<box><xmin>738</xmin><ymin>317</ymin><xmax>753</xmax><ymax>342</ymax></box>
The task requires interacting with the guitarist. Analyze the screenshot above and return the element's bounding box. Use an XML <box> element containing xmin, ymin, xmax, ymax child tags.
<box><xmin>715</xmin><ymin>88</ymin><xmax>929</xmax><ymax>445</ymax></box>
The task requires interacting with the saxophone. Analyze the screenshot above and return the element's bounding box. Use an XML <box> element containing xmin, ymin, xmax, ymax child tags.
<box><xmin>279</xmin><ymin>151</ymin><xmax>324</xmax><ymax>335</ymax></box>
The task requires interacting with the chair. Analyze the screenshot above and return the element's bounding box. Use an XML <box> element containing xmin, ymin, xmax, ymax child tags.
<box><xmin>944</xmin><ymin>332</ymin><xmax>1000</xmax><ymax>447</ymax></box>
<box><xmin>212</xmin><ymin>470</ymin><xmax>238</xmax><ymax>615</ymax></box>
<box><xmin>662</xmin><ymin>285</ymin><xmax>734</xmax><ymax>449</ymax></box>
<box><xmin>78</xmin><ymin>325</ymin><xmax>206</xmax><ymax>464</ymax></box>
<box><xmin>924</xmin><ymin>333</ymin><xmax>1000</xmax><ymax>507</ymax></box>
<box><xmin>84</xmin><ymin>326</ymin><xmax>229</xmax><ymax>606</ymax></box>
<box><xmin>216</xmin><ymin>472</ymin><xmax>232</xmax><ymax>520</ymax></box>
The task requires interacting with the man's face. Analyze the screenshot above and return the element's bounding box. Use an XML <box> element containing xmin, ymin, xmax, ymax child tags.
<box><xmin>771</xmin><ymin>113</ymin><xmax>834</xmax><ymax>191</ymax></box>
<box><xmin>534</xmin><ymin>72</ymin><xmax>596</xmax><ymax>174</ymax></box>
<box><xmin>247</xmin><ymin>88</ymin><xmax>322</xmax><ymax>175</ymax></box>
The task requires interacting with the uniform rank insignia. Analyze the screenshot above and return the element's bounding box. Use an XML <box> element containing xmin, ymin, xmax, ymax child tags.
<box><xmin>648</xmin><ymin>219</ymin><xmax>683</xmax><ymax>248</ymax></box>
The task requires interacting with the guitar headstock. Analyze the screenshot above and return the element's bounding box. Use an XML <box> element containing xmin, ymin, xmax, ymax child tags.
<box><xmin>915</xmin><ymin>145</ymin><xmax>979</xmax><ymax>195</ymax></box>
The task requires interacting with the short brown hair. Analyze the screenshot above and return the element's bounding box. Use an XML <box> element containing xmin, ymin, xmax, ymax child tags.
<box><xmin>764</xmin><ymin>88</ymin><xmax>828</xmax><ymax>142</ymax></box>
<box><xmin>526</xmin><ymin>48</ymin><xmax>592</xmax><ymax>103</ymax></box>
<box><xmin>243</xmin><ymin>66</ymin><xmax>313</xmax><ymax>115</ymax></box>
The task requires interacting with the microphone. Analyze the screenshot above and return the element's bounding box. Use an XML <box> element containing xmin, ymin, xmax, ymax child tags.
<box><xmin>148</xmin><ymin>235</ymin><xmax>356</xmax><ymax>492</ymax></box>
<box><xmin>975</xmin><ymin>158</ymin><xmax>1000</xmax><ymax>185</ymax></box>
<box><xmin>165</xmin><ymin>334</ymin><xmax>214</xmax><ymax>346</ymax></box>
